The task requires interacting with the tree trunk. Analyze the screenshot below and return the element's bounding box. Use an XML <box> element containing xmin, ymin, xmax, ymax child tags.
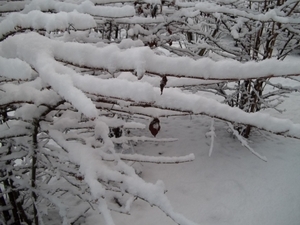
<box><xmin>31</xmin><ymin>120</ymin><xmax>39</xmax><ymax>225</ymax></box>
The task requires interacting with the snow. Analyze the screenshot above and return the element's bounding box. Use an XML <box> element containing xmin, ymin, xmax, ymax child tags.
<box><xmin>227</xmin><ymin>122</ymin><xmax>267</xmax><ymax>161</ymax></box>
<box><xmin>112</xmin><ymin>104</ymin><xmax>300</xmax><ymax>225</ymax></box>
<box><xmin>0</xmin><ymin>81</ymin><xmax>61</xmax><ymax>107</ymax></box>
<box><xmin>1</xmin><ymin>3</ymin><xmax>300</xmax><ymax>224</ymax></box>
<box><xmin>115</xmin><ymin>16</ymin><xmax>165</xmax><ymax>24</ymax></box>
<box><xmin>97</xmin><ymin>115</ymin><xmax>146</xmax><ymax>129</ymax></box>
<box><xmin>92</xmin><ymin>0</ymin><xmax>160</xmax><ymax>4</ymax></box>
<box><xmin>0</xmin><ymin>10</ymin><xmax>96</xmax><ymax>40</ymax></box>
<box><xmin>15</xmin><ymin>104</ymin><xmax>48</xmax><ymax>120</ymax></box>
<box><xmin>103</xmin><ymin>152</ymin><xmax>195</xmax><ymax>164</ymax></box>
<box><xmin>0</xmin><ymin>148</ymin><xmax>27</xmax><ymax>162</ymax></box>
<box><xmin>22</xmin><ymin>0</ymin><xmax>135</xmax><ymax>18</ymax></box>
<box><xmin>0</xmin><ymin>120</ymin><xmax>31</xmax><ymax>140</ymax></box>
<box><xmin>2</xmin><ymin>32</ymin><xmax>300</xmax><ymax>82</ymax></box>
<box><xmin>118</xmin><ymin>72</ymin><xmax>221</xmax><ymax>87</ymax></box>
<box><xmin>0</xmin><ymin>56</ymin><xmax>32</xmax><ymax>79</ymax></box>
<box><xmin>117</xmin><ymin>39</ymin><xmax>144</xmax><ymax>49</ymax></box>
<box><xmin>0</xmin><ymin>1</ymin><xmax>28</xmax><ymax>13</ymax></box>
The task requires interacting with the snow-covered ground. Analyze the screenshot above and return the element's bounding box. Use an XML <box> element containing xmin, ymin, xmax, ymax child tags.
<box><xmin>110</xmin><ymin>83</ymin><xmax>300</xmax><ymax>225</ymax></box>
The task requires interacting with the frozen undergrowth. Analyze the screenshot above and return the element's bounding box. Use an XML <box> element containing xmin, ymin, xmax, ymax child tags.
<box><xmin>0</xmin><ymin>1</ymin><xmax>300</xmax><ymax>224</ymax></box>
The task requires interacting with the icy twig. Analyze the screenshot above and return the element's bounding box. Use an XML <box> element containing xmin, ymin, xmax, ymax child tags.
<box><xmin>227</xmin><ymin>122</ymin><xmax>267</xmax><ymax>162</ymax></box>
<box><xmin>100</xmin><ymin>152</ymin><xmax>195</xmax><ymax>164</ymax></box>
<box><xmin>205</xmin><ymin>118</ymin><xmax>216</xmax><ymax>157</ymax></box>
<box><xmin>111</xmin><ymin>136</ymin><xmax>178</xmax><ymax>144</ymax></box>
<box><xmin>124</xmin><ymin>196</ymin><xmax>136</xmax><ymax>213</ymax></box>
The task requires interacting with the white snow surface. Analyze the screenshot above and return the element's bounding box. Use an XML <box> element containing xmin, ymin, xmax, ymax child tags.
<box><xmin>0</xmin><ymin>56</ymin><xmax>32</xmax><ymax>79</ymax></box>
<box><xmin>42</xmin><ymin>86</ymin><xmax>300</xmax><ymax>225</ymax></box>
<box><xmin>111</xmin><ymin>90</ymin><xmax>300</xmax><ymax>225</ymax></box>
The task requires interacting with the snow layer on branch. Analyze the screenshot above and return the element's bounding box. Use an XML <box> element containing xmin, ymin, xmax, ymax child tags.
<box><xmin>92</xmin><ymin>0</ymin><xmax>160</xmax><ymax>4</ymax></box>
<box><xmin>73</xmin><ymin>74</ymin><xmax>156</xmax><ymax>103</ymax></box>
<box><xmin>115</xmin><ymin>16</ymin><xmax>165</xmax><ymax>24</ymax></box>
<box><xmin>0</xmin><ymin>81</ymin><xmax>61</xmax><ymax>107</ymax></box>
<box><xmin>15</xmin><ymin>104</ymin><xmax>48</xmax><ymax>120</ymax></box>
<box><xmin>176</xmin><ymin>1</ymin><xmax>197</xmax><ymax>8</ymax></box>
<box><xmin>0</xmin><ymin>1</ymin><xmax>28</xmax><ymax>12</ymax></box>
<box><xmin>118</xmin><ymin>39</ymin><xmax>144</xmax><ymax>49</ymax></box>
<box><xmin>0</xmin><ymin>10</ymin><xmax>96</xmax><ymax>39</ymax></box>
<box><xmin>114</xmin><ymin>153</ymin><xmax>195</xmax><ymax>163</ymax></box>
<box><xmin>23</xmin><ymin>0</ymin><xmax>135</xmax><ymax>18</ymax></box>
<box><xmin>37</xmin><ymin>59</ymin><xmax>99</xmax><ymax>118</ymax></box>
<box><xmin>4</xmin><ymin>32</ymin><xmax>299</xmax><ymax>81</ymax></box>
<box><xmin>147</xmin><ymin>74</ymin><xmax>220</xmax><ymax>87</ymax></box>
<box><xmin>37</xmin><ymin>36</ymin><xmax>300</xmax><ymax>80</ymax></box>
<box><xmin>117</xmin><ymin>72</ymin><xmax>221</xmax><ymax>87</ymax></box>
<box><xmin>93</xmin><ymin>39</ymin><xmax>144</xmax><ymax>49</ymax></box>
<box><xmin>0</xmin><ymin>56</ymin><xmax>32</xmax><ymax>79</ymax></box>
<box><xmin>8</xmin><ymin>33</ymin><xmax>299</xmax><ymax>81</ymax></box>
<box><xmin>0</xmin><ymin>120</ymin><xmax>31</xmax><ymax>140</ymax></box>
<box><xmin>0</xmin><ymin>33</ymin><xmax>98</xmax><ymax>118</ymax></box>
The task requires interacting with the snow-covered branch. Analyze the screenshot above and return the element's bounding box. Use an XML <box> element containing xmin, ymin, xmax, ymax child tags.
<box><xmin>103</xmin><ymin>152</ymin><xmax>195</xmax><ymax>164</ymax></box>
<box><xmin>0</xmin><ymin>10</ymin><xmax>96</xmax><ymax>41</ymax></box>
<box><xmin>0</xmin><ymin>56</ymin><xmax>32</xmax><ymax>79</ymax></box>
<box><xmin>22</xmin><ymin>0</ymin><xmax>135</xmax><ymax>18</ymax></box>
<box><xmin>227</xmin><ymin>122</ymin><xmax>267</xmax><ymax>161</ymax></box>
<box><xmin>3</xmin><ymin>32</ymin><xmax>300</xmax><ymax>81</ymax></box>
<box><xmin>205</xmin><ymin>118</ymin><xmax>216</xmax><ymax>157</ymax></box>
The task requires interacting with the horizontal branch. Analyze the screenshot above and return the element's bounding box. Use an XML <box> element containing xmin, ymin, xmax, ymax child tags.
<box><xmin>91</xmin><ymin>91</ymin><xmax>300</xmax><ymax>140</ymax></box>
<box><xmin>22</xmin><ymin>0</ymin><xmax>135</xmax><ymax>18</ymax></box>
<box><xmin>58</xmin><ymin>57</ymin><xmax>300</xmax><ymax>81</ymax></box>
<box><xmin>4</xmin><ymin>33</ymin><xmax>300</xmax><ymax>82</ymax></box>
<box><xmin>102</xmin><ymin>153</ymin><xmax>195</xmax><ymax>164</ymax></box>
<box><xmin>0</xmin><ymin>10</ymin><xmax>96</xmax><ymax>41</ymax></box>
